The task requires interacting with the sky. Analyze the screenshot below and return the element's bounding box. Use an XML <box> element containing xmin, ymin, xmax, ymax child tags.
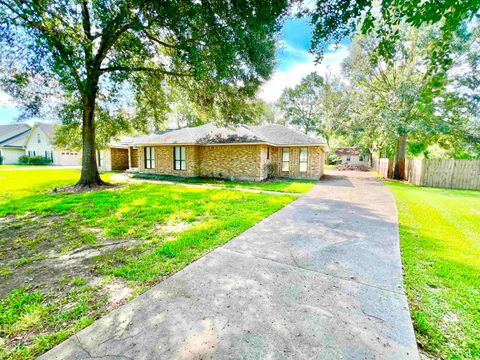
<box><xmin>0</xmin><ymin>17</ymin><xmax>350</xmax><ymax>126</ymax></box>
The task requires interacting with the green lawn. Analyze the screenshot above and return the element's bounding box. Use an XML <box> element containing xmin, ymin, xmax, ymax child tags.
<box><xmin>385</xmin><ymin>181</ymin><xmax>480</xmax><ymax>359</ymax></box>
<box><xmin>0</xmin><ymin>169</ymin><xmax>294</xmax><ymax>359</ymax></box>
<box><xmin>132</xmin><ymin>173</ymin><xmax>317</xmax><ymax>193</ymax></box>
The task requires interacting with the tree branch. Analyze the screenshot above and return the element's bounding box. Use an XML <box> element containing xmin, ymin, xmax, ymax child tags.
<box><xmin>99</xmin><ymin>66</ymin><xmax>191</xmax><ymax>77</ymax></box>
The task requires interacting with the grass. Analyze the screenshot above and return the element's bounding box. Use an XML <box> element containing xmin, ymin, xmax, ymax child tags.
<box><xmin>132</xmin><ymin>173</ymin><xmax>317</xmax><ymax>193</ymax></box>
<box><xmin>0</xmin><ymin>168</ymin><xmax>294</xmax><ymax>359</ymax></box>
<box><xmin>385</xmin><ymin>181</ymin><xmax>480</xmax><ymax>359</ymax></box>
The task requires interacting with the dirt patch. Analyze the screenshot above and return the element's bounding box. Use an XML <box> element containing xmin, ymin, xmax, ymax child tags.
<box><xmin>50</xmin><ymin>183</ymin><xmax>119</xmax><ymax>194</ymax></box>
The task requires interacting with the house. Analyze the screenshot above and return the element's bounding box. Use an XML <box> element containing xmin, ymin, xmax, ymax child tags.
<box><xmin>335</xmin><ymin>147</ymin><xmax>369</xmax><ymax>165</ymax></box>
<box><xmin>101</xmin><ymin>124</ymin><xmax>329</xmax><ymax>181</ymax></box>
<box><xmin>0</xmin><ymin>123</ymin><xmax>31</xmax><ymax>164</ymax></box>
<box><xmin>0</xmin><ymin>122</ymin><xmax>82</xmax><ymax>165</ymax></box>
<box><xmin>24</xmin><ymin>123</ymin><xmax>82</xmax><ymax>166</ymax></box>
<box><xmin>97</xmin><ymin>136</ymin><xmax>135</xmax><ymax>171</ymax></box>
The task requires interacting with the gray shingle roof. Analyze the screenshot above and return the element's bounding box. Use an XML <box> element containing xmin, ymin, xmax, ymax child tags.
<box><xmin>0</xmin><ymin>123</ymin><xmax>31</xmax><ymax>147</ymax></box>
<box><xmin>131</xmin><ymin>124</ymin><xmax>327</xmax><ymax>148</ymax></box>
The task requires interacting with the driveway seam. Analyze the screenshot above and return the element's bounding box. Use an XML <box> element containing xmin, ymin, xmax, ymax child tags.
<box><xmin>219</xmin><ymin>247</ymin><xmax>406</xmax><ymax>296</ymax></box>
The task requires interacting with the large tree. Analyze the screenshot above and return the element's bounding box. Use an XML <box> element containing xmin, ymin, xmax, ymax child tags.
<box><xmin>307</xmin><ymin>0</ymin><xmax>480</xmax><ymax>71</ymax></box>
<box><xmin>277</xmin><ymin>72</ymin><xmax>325</xmax><ymax>134</ymax></box>
<box><xmin>0</xmin><ymin>0</ymin><xmax>288</xmax><ymax>187</ymax></box>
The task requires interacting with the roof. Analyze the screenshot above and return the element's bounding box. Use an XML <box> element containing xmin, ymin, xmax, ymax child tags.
<box><xmin>335</xmin><ymin>147</ymin><xmax>361</xmax><ymax>156</ymax></box>
<box><xmin>130</xmin><ymin>124</ymin><xmax>328</xmax><ymax>149</ymax></box>
<box><xmin>36</xmin><ymin>123</ymin><xmax>56</xmax><ymax>140</ymax></box>
<box><xmin>0</xmin><ymin>123</ymin><xmax>31</xmax><ymax>148</ymax></box>
<box><xmin>108</xmin><ymin>136</ymin><xmax>137</xmax><ymax>149</ymax></box>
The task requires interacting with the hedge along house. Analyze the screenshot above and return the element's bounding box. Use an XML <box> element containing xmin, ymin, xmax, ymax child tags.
<box><xmin>117</xmin><ymin>124</ymin><xmax>328</xmax><ymax>181</ymax></box>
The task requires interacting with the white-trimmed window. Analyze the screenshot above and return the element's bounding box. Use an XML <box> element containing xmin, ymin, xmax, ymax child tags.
<box><xmin>144</xmin><ymin>147</ymin><xmax>155</xmax><ymax>169</ymax></box>
<box><xmin>45</xmin><ymin>150</ymin><xmax>54</xmax><ymax>162</ymax></box>
<box><xmin>282</xmin><ymin>148</ymin><xmax>290</xmax><ymax>172</ymax></box>
<box><xmin>299</xmin><ymin>148</ymin><xmax>308</xmax><ymax>172</ymax></box>
<box><xmin>174</xmin><ymin>146</ymin><xmax>186</xmax><ymax>170</ymax></box>
<box><xmin>28</xmin><ymin>150</ymin><xmax>36</xmax><ymax>157</ymax></box>
<box><xmin>37</xmin><ymin>133</ymin><xmax>41</xmax><ymax>143</ymax></box>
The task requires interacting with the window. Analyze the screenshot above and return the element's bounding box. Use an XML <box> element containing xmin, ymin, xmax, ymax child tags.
<box><xmin>37</xmin><ymin>133</ymin><xmax>41</xmax><ymax>143</ymax></box>
<box><xmin>359</xmin><ymin>155</ymin><xmax>364</xmax><ymax>162</ymax></box>
<box><xmin>346</xmin><ymin>156</ymin><xmax>351</xmax><ymax>162</ymax></box>
<box><xmin>28</xmin><ymin>150</ymin><xmax>36</xmax><ymax>157</ymax></box>
<box><xmin>97</xmin><ymin>151</ymin><xmax>105</xmax><ymax>167</ymax></box>
<box><xmin>144</xmin><ymin>147</ymin><xmax>155</xmax><ymax>169</ymax></box>
<box><xmin>267</xmin><ymin>147</ymin><xmax>270</xmax><ymax>160</ymax></box>
<box><xmin>44</xmin><ymin>150</ymin><xmax>53</xmax><ymax>162</ymax></box>
<box><xmin>174</xmin><ymin>146</ymin><xmax>186</xmax><ymax>170</ymax></box>
<box><xmin>282</xmin><ymin>148</ymin><xmax>290</xmax><ymax>172</ymax></box>
<box><xmin>299</xmin><ymin>148</ymin><xmax>308</xmax><ymax>172</ymax></box>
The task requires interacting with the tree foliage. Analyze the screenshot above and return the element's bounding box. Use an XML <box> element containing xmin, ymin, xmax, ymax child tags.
<box><xmin>306</xmin><ymin>0</ymin><xmax>480</xmax><ymax>71</ymax></box>
<box><xmin>0</xmin><ymin>0</ymin><xmax>288</xmax><ymax>186</ymax></box>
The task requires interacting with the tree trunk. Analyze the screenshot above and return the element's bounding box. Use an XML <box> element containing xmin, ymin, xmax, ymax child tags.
<box><xmin>76</xmin><ymin>89</ymin><xmax>104</xmax><ymax>187</ymax></box>
<box><xmin>393</xmin><ymin>133</ymin><xmax>407</xmax><ymax>180</ymax></box>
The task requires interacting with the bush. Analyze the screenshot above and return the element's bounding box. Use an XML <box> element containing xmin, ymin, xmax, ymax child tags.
<box><xmin>0</xmin><ymin>155</ymin><xmax>3</xmax><ymax>165</ymax></box>
<box><xmin>18</xmin><ymin>155</ymin><xmax>53</xmax><ymax>165</ymax></box>
<box><xmin>265</xmin><ymin>162</ymin><xmax>278</xmax><ymax>179</ymax></box>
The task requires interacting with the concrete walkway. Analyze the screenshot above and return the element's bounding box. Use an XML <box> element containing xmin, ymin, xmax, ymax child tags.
<box><xmin>41</xmin><ymin>171</ymin><xmax>418</xmax><ymax>360</ymax></box>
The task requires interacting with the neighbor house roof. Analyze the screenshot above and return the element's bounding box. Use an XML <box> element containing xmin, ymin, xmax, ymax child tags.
<box><xmin>130</xmin><ymin>124</ymin><xmax>329</xmax><ymax>149</ymax></box>
<box><xmin>0</xmin><ymin>123</ymin><xmax>31</xmax><ymax>148</ymax></box>
<box><xmin>36</xmin><ymin>122</ymin><xmax>56</xmax><ymax>140</ymax></box>
<box><xmin>335</xmin><ymin>147</ymin><xmax>361</xmax><ymax>156</ymax></box>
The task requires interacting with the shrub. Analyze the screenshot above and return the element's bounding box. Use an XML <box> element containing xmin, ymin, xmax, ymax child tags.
<box><xmin>18</xmin><ymin>155</ymin><xmax>53</xmax><ymax>165</ymax></box>
<box><xmin>0</xmin><ymin>155</ymin><xmax>3</xmax><ymax>165</ymax></box>
<box><xmin>265</xmin><ymin>162</ymin><xmax>278</xmax><ymax>179</ymax></box>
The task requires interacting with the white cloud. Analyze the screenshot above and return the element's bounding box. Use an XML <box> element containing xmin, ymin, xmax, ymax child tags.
<box><xmin>258</xmin><ymin>45</ymin><xmax>349</xmax><ymax>103</ymax></box>
<box><xmin>0</xmin><ymin>91</ymin><xmax>16</xmax><ymax>108</ymax></box>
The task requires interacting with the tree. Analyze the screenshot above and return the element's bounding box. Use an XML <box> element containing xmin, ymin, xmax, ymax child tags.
<box><xmin>0</xmin><ymin>0</ymin><xmax>288</xmax><ymax>187</ymax></box>
<box><xmin>277</xmin><ymin>72</ymin><xmax>324</xmax><ymax>134</ymax></box>
<box><xmin>307</xmin><ymin>0</ymin><xmax>480</xmax><ymax>74</ymax></box>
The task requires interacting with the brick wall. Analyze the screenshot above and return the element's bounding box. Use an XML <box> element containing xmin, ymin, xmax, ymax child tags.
<box><xmin>130</xmin><ymin>148</ymin><xmax>138</xmax><ymax>168</ymax></box>
<box><xmin>111</xmin><ymin>148</ymin><xmax>129</xmax><ymax>170</ymax></box>
<box><xmin>198</xmin><ymin>144</ymin><xmax>262</xmax><ymax>181</ymax></box>
<box><xmin>136</xmin><ymin>144</ymin><xmax>324</xmax><ymax>180</ymax></box>
<box><xmin>138</xmin><ymin>145</ymin><xmax>198</xmax><ymax>176</ymax></box>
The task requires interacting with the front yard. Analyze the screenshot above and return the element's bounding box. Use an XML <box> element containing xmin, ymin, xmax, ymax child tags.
<box><xmin>386</xmin><ymin>181</ymin><xmax>480</xmax><ymax>359</ymax></box>
<box><xmin>132</xmin><ymin>173</ymin><xmax>317</xmax><ymax>193</ymax></box>
<box><xmin>0</xmin><ymin>169</ymin><xmax>295</xmax><ymax>359</ymax></box>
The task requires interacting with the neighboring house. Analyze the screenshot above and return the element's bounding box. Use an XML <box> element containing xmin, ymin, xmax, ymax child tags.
<box><xmin>0</xmin><ymin>124</ymin><xmax>31</xmax><ymax>164</ymax></box>
<box><xmin>335</xmin><ymin>147</ymin><xmax>369</xmax><ymax>165</ymax></box>
<box><xmin>102</xmin><ymin>124</ymin><xmax>329</xmax><ymax>181</ymax></box>
<box><xmin>24</xmin><ymin>123</ymin><xmax>82</xmax><ymax>166</ymax></box>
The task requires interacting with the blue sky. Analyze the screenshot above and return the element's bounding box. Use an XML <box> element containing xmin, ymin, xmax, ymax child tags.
<box><xmin>0</xmin><ymin>17</ymin><xmax>349</xmax><ymax>125</ymax></box>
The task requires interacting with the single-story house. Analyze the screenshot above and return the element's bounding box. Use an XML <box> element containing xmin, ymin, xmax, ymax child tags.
<box><xmin>0</xmin><ymin>123</ymin><xmax>31</xmax><ymax>164</ymax></box>
<box><xmin>335</xmin><ymin>147</ymin><xmax>369</xmax><ymax>165</ymax></box>
<box><xmin>0</xmin><ymin>122</ymin><xmax>82</xmax><ymax>165</ymax></box>
<box><xmin>101</xmin><ymin>124</ymin><xmax>329</xmax><ymax>181</ymax></box>
<box><xmin>97</xmin><ymin>136</ymin><xmax>135</xmax><ymax>171</ymax></box>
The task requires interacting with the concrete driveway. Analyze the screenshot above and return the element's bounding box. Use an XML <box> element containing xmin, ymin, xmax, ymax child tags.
<box><xmin>41</xmin><ymin>171</ymin><xmax>418</xmax><ymax>360</ymax></box>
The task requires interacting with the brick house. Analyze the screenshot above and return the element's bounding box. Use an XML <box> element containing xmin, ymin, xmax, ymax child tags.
<box><xmin>99</xmin><ymin>124</ymin><xmax>329</xmax><ymax>181</ymax></box>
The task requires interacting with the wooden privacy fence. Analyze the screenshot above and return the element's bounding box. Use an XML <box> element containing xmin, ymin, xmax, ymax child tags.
<box><xmin>374</xmin><ymin>158</ymin><xmax>480</xmax><ymax>190</ymax></box>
